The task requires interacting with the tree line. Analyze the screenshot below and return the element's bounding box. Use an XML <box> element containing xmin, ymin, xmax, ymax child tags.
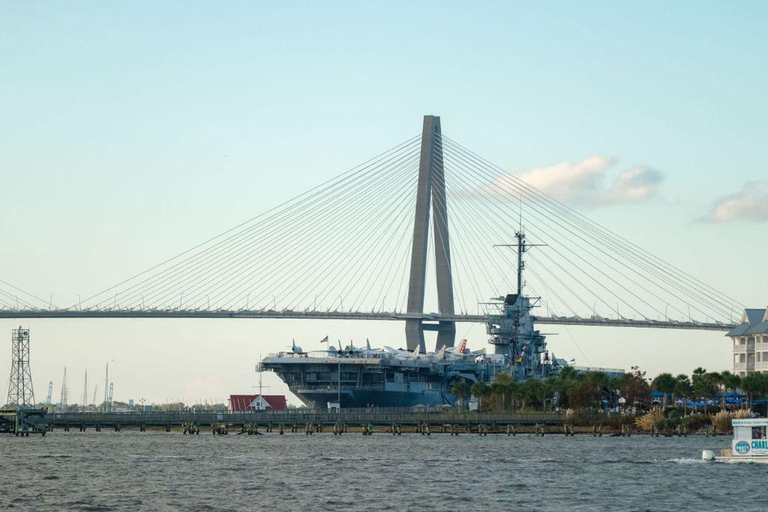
<box><xmin>453</xmin><ymin>366</ymin><xmax>768</xmax><ymax>412</ymax></box>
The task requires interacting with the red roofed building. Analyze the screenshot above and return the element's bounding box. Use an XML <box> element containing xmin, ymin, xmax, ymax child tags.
<box><xmin>229</xmin><ymin>394</ymin><xmax>288</xmax><ymax>411</ymax></box>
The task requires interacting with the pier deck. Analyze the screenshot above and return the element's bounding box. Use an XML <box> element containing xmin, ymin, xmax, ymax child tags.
<box><xmin>47</xmin><ymin>408</ymin><xmax>566</xmax><ymax>430</ymax></box>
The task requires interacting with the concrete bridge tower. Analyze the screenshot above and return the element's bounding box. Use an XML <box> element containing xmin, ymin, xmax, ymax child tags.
<box><xmin>405</xmin><ymin>115</ymin><xmax>455</xmax><ymax>352</ymax></box>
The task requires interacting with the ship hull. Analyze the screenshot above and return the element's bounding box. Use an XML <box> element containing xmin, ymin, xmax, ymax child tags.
<box><xmin>292</xmin><ymin>388</ymin><xmax>453</xmax><ymax>408</ymax></box>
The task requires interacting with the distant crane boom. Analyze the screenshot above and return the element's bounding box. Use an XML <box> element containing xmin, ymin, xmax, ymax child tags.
<box><xmin>45</xmin><ymin>381</ymin><xmax>53</xmax><ymax>405</ymax></box>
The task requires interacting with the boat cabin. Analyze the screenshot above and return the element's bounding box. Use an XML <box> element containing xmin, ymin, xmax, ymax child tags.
<box><xmin>732</xmin><ymin>418</ymin><xmax>768</xmax><ymax>458</ymax></box>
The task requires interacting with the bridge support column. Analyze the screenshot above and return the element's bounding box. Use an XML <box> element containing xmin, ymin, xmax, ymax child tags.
<box><xmin>405</xmin><ymin>115</ymin><xmax>455</xmax><ymax>352</ymax></box>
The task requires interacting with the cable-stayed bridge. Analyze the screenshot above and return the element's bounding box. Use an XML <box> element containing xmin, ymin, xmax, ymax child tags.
<box><xmin>0</xmin><ymin>116</ymin><xmax>742</xmax><ymax>349</ymax></box>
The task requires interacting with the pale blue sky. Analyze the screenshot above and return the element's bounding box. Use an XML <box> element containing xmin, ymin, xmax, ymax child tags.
<box><xmin>1</xmin><ymin>2</ymin><xmax>766</xmax><ymax>404</ymax></box>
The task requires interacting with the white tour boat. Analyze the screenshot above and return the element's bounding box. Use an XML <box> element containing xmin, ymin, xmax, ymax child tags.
<box><xmin>703</xmin><ymin>418</ymin><xmax>768</xmax><ymax>463</ymax></box>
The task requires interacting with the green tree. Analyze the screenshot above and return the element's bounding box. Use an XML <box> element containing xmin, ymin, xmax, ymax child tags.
<box><xmin>741</xmin><ymin>373</ymin><xmax>768</xmax><ymax>405</ymax></box>
<box><xmin>584</xmin><ymin>371</ymin><xmax>609</xmax><ymax>389</ymax></box>
<box><xmin>651</xmin><ymin>373</ymin><xmax>677</xmax><ymax>407</ymax></box>
<box><xmin>707</xmin><ymin>371</ymin><xmax>726</xmax><ymax>408</ymax></box>
<box><xmin>545</xmin><ymin>376</ymin><xmax>565</xmax><ymax>409</ymax></box>
<box><xmin>568</xmin><ymin>379</ymin><xmax>599</xmax><ymax>409</ymax></box>
<box><xmin>565</xmin><ymin>372</ymin><xmax>608</xmax><ymax>410</ymax></box>
<box><xmin>489</xmin><ymin>373</ymin><xmax>515</xmax><ymax>411</ymax></box>
<box><xmin>518</xmin><ymin>380</ymin><xmax>543</xmax><ymax>410</ymax></box>
<box><xmin>471</xmin><ymin>381</ymin><xmax>490</xmax><ymax>411</ymax></box>
<box><xmin>691</xmin><ymin>369</ymin><xmax>718</xmax><ymax>414</ymax></box>
<box><xmin>452</xmin><ymin>381</ymin><xmax>472</xmax><ymax>410</ymax></box>
<box><xmin>674</xmin><ymin>374</ymin><xmax>692</xmax><ymax>413</ymax></box>
<box><xmin>720</xmin><ymin>371</ymin><xmax>741</xmax><ymax>403</ymax></box>
<box><xmin>618</xmin><ymin>366</ymin><xmax>650</xmax><ymax>409</ymax></box>
<box><xmin>559</xmin><ymin>366</ymin><xmax>579</xmax><ymax>383</ymax></box>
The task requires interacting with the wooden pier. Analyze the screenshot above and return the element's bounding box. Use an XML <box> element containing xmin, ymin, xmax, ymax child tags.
<box><xmin>5</xmin><ymin>408</ymin><xmax>712</xmax><ymax>437</ymax></box>
<box><xmin>38</xmin><ymin>408</ymin><xmax>568</xmax><ymax>434</ymax></box>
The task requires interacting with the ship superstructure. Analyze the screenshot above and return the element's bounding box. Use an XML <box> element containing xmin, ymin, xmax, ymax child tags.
<box><xmin>261</xmin><ymin>230</ymin><xmax>563</xmax><ymax>408</ymax></box>
<box><xmin>486</xmin><ymin>231</ymin><xmax>558</xmax><ymax>381</ymax></box>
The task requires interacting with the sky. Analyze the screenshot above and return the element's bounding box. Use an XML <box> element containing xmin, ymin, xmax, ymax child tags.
<box><xmin>1</xmin><ymin>2</ymin><xmax>767</xmax><ymax>405</ymax></box>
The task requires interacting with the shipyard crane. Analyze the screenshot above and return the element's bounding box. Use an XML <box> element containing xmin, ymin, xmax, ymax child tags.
<box><xmin>59</xmin><ymin>367</ymin><xmax>68</xmax><ymax>408</ymax></box>
<box><xmin>82</xmin><ymin>371</ymin><xmax>88</xmax><ymax>412</ymax></box>
<box><xmin>44</xmin><ymin>381</ymin><xmax>53</xmax><ymax>405</ymax></box>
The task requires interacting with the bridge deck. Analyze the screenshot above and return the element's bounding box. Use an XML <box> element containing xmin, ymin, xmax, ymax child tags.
<box><xmin>0</xmin><ymin>309</ymin><xmax>734</xmax><ymax>331</ymax></box>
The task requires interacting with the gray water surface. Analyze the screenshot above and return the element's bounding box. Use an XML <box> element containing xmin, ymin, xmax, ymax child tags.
<box><xmin>1</xmin><ymin>432</ymin><xmax>763</xmax><ymax>511</ymax></box>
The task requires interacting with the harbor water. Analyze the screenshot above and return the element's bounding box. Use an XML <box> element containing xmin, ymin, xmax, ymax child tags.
<box><xmin>2</xmin><ymin>432</ymin><xmax>764</xmax><ymax>511</ymax></box>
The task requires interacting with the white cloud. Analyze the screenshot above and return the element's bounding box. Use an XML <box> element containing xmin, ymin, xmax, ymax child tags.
<box><xmin>705</xmin><ymin>181</ymin><xmax>768</xmax><ymax>223</ymax></box>
<box><xmin>474</xmin><ymin>155</ymin><xmax>663</xmax><ymax>206</ymax></box>
<box><xmin>606</xmin><ymin>166</ymin><xmax>664</xmax><ymax>203</ymax></box>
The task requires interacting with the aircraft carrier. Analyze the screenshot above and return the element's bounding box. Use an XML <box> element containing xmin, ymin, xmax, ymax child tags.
<box><xmin>261</xmin><ymin>232</ymin><xmax>565</xmax><ymax>408</ymax></box>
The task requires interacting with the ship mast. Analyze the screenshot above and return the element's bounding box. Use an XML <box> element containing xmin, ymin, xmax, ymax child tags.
<box><xmin>516</xmin><ymin>230</ymin><xmax>525</xmax><ymax>296</ymax></box>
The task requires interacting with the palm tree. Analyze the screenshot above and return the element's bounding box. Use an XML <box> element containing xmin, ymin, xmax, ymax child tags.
<box><xmin>490</xmin><ymin>382</ymin><xmax>506</xmax><ymax>411</ymax></box>
<box><xmin>741</xmin><ymin>373</ymin><xmax>768</xmax><ymax>406</ymax></box>
<box><xmin>651</xmin><ymin>373</ymin><xmax>676</xmax><ymax>407</ymax></box>
<box><xmin>559</xmin><ymin>366</ymin><xmax>578</xmax><ymax>383</ymax></box>
<box><xmin>518</xmin><ymin>380</ymin><xmax>543</xmax><ymax>410</ymax></box>
<box><xmin>741</xmin><ymin>374</ymin><xmax>760</xmax><ymax>405</ymax></box>
<box><xmin>471</xmin><ymin>381</ymin><xmax>490</xmax><ymax>412</ymax></box>
<box><xmin>492</xmin><ymin>373</ymin><xmax>514</xmax><ymax>411</ymax></box>
<box><xmin>452</xmin><ymin>381</ymin><xmax>472</xmax><ymax>410</ymax></box>
<box><xmin>674</xmin><ymin>374</ymin><xmax>692</xmax><ymax>414</ymax></box>
<box><xmin>692</xmin><ymin>369</ymin><xmax>718</xmax><ymax>415</ymax></box>
<box><xmin>708</xmin><ymin>371</ymin><xmax>727</xmax><ymax>408</ymax></box>
<box><xmin>721</xmin><ymin>371</ymin><xmax>742</xmax><ymax>408</ymax></box>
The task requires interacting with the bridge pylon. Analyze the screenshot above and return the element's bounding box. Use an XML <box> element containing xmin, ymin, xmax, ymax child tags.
<box><xmin>405</xmin><ymin>115</ymin><xmax>455</xmax><ymax>352</ymax></box>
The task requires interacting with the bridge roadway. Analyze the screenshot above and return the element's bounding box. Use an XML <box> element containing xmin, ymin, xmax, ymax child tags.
<box><xmin>48</xmin><ymin>408</ymin><xmax>566</xmax><ymax>429</ymax></box>
<box><xmin>0</xmin><ymin>309</ymin><xmax>734</xmax><ymax>331</ymax></box>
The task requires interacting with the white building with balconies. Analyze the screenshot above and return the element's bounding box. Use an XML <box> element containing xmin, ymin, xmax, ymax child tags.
<box><xmin>727</xmin><ymin>308</ymin><xmax>768</xmax><ymax>377</ymax></box>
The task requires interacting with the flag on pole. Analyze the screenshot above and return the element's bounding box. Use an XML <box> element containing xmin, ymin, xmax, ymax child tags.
<box><xmin>320</xmin><ymin>335</ymin><xmax>329</xmax><ymax>344</ymax></box>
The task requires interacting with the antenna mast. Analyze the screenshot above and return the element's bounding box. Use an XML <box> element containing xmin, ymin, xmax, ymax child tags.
<box><xmin>516</xmin><ymin>231</ymin><xmax>525</xmax><ymax>296</ymax></box>
<box><xmin>6</xmin><ymin>326</ymin><xmax>35</xmax><ymax>407</ymax></box>
<box><xmin>258</xmin><ymin>353</ymin><xmax>263</xmax><ymax>395</ymax></box>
